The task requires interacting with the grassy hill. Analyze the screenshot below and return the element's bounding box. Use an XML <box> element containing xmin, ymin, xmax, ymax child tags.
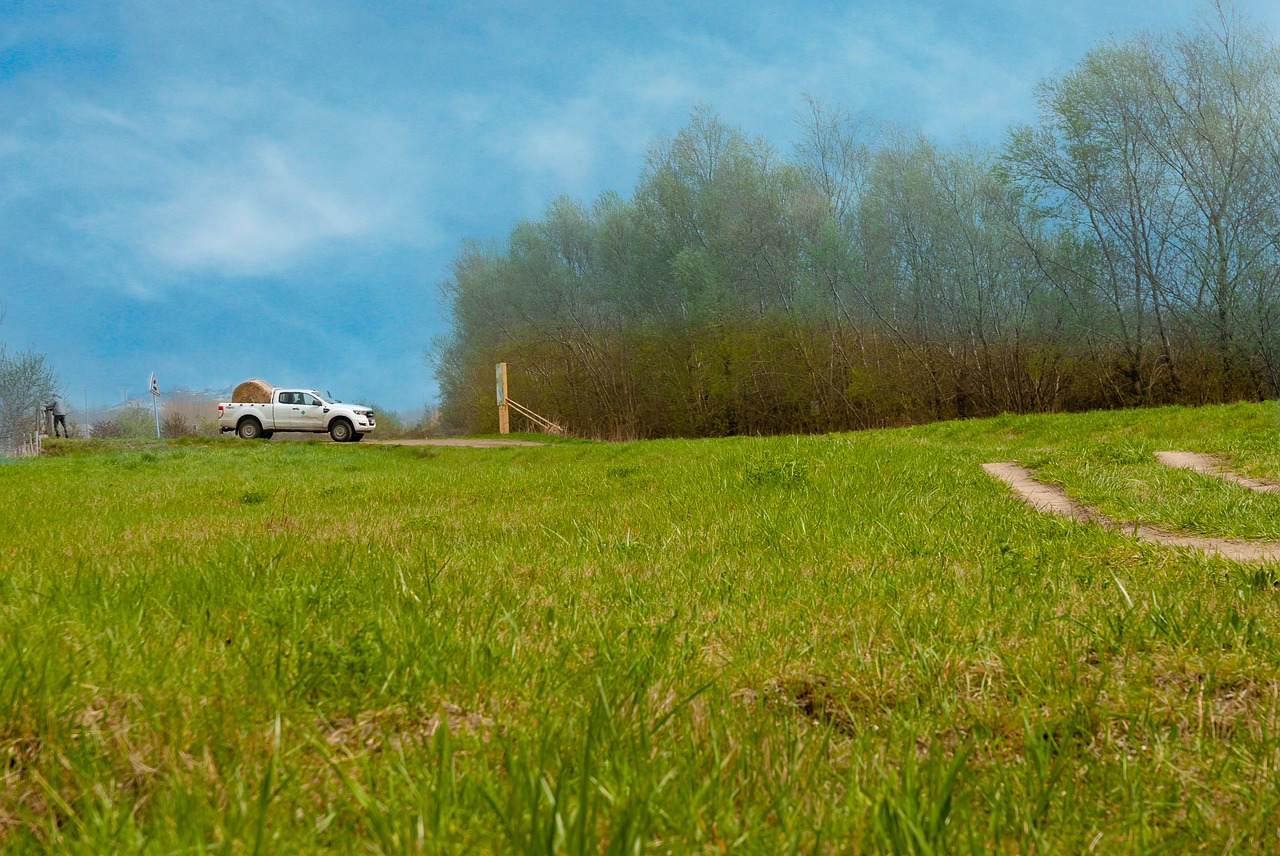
<box><xmin>3</xmin><ymin>402</ymin><xmax>1279</xmax><ymax>852</ymax></box>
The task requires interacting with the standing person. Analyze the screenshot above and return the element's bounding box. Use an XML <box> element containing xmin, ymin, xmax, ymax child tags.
<box><xmin>49</xmin><ymin>393</ymin><xmax>68</xmax><ymax>437</ymax></box>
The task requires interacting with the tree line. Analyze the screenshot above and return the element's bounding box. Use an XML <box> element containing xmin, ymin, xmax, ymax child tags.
<box><xmin>434</xmin><ymin>4</ymin><xmax>1280</xmax><ymax>439</ymax></box>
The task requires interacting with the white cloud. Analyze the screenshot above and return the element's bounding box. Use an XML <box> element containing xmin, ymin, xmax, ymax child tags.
<box><xmin>454</xmin><ymin>1</ymin><xmax>1033</xmax><ymax>214</ymax></box>
<box><xmin>16</xmin><ymin>81</ymin><xmax>441</xmax><ymax>281</ymax></box>
<box><xmin>514</xmin><ymin>122</ymin><xmax>598</xmax><ymax>194</ymax></box>
<box><xmin>8</xmin><ymin>0</ymin><xmax>1279</xmax><ymax>287</ymax></box>
<box><xmin>140</xmin><ymin>141</ymin><xmax>373</xmax><ymax>274</ymax></box>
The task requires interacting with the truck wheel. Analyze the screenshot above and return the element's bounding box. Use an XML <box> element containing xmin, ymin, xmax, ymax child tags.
<box><xmin>237</xmin><ymin>418</ymin><xmax>263</xmax><ymax>440</ymax></box>
<box><xmin>329</xmin><ymin>419</ymin><xmax>354</xmax><ymax>442</ymax></box>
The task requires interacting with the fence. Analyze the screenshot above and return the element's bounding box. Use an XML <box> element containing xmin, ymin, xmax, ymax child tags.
<box><xmin>1</xmin><ymin>431</ymin><xmax>42</xmax><ymax>459</ymax></box>
<box><xmin>1</xmin><ymin>407</ymin><xmax>50</xmax><ymax>458</ymax></box>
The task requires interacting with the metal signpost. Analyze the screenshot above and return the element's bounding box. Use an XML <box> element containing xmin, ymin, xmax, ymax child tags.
<box><xmin>150</xmin><ymin>372</ymin><xmax>161</xmax><ymax>438</ymax></box>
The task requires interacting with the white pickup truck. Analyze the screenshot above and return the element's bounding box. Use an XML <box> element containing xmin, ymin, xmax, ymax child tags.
<box><xmin>218</xmin><ymin>389</ymin><xmax>376</xmax><ymax>442</ymax></box>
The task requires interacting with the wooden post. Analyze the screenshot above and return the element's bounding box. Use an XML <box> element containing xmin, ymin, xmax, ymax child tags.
<box><xmin>496</xmin><ymin>362</ymin><xmax>510</xmax><ymax>435</ymax></box>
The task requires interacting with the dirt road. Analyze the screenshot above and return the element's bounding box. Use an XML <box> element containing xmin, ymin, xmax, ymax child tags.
<box><xmin>984</xmin><ymin>461</ymin><xmax>1280</xmax><ymax>562</ymax></box>
<box><xmin>365</xmin><ymin>438</ymin><xmax>545</xmax><ymax>448</ymax></box>
<box><xmin>1155</xmin><ymin>450</ymin><xmax>1280</xmax><ymax>493</ymax></box>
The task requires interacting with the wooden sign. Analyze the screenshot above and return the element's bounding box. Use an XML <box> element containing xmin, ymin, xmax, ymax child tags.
<box><xmin>496</xmin><ymin>362</ymin><xmax>509</xmax><ymax>434</ymax></box>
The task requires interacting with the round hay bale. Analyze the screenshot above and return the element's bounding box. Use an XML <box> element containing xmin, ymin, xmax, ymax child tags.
<box><xmin>232</xmin><ymin>379</ymin><xmax>274</xmax><ymax>403</ymax></box>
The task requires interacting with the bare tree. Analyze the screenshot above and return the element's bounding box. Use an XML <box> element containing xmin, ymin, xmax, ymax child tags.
<box><xmin>1005</xmin><ymin>3</ymin><xmax>1280</xmax><ymax>401</ymax></box>
<box><xmin>0</xmin><ymin>346</ymin><xmax>60</xmax><ymax>448</ymax></box>
<box><xmin>1005</xmin><ymin>37</ymin><xmax>1184</xmax><ymax>403</ymax></box>
<box><xmin>1138</xmin><ymin>1</ymin><xmax>1280</xmax><ymax>389</ymax></box>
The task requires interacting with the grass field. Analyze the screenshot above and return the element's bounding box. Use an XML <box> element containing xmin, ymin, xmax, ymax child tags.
<box><xmin>3</xmin><ymin>402</ymin><xmax>1280</xmax><ymax>853</ymax></box>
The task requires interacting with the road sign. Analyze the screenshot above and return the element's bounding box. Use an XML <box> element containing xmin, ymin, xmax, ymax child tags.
<box><xmin>149</xmin><ymin>372</ymin><xmax>160</xmax><ymax>438</ymax></box>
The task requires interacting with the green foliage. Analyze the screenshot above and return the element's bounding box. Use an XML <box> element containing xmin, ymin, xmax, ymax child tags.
<box><xmin>353</xmin><ymin>404</ymin><xmax>440</xmax><ymax>439</ymax></box>
<box><xmin>91</xmin><ymin>403</ymin><xmax>157</xmax><ymax>439</ymax></box>
<box><xmin>435</xmin><ymin>9</ymin><xmax>1280</xmax><ymax>439</ymax></box>
<box><xmin>0</xmin><ymin>344</ymin><xmax>59</xmax><ymax>447</ymax></box>
<box><xmin>5</xmin><ymin>403</ymin><xmax>1280</xmax><ymax>850</ymax></box>
<box><xmin>742</xmin><ymin>450</ymin><xmax>810</xmax><ymax>488</ymax></box>
<box><xmin>161</xmin><ymin>408</ymin><xmax>199</xmax><ymax>438</ymax></box>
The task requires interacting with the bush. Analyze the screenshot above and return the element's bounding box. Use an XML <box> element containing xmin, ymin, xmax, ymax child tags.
<box><xmin>92</xmin><ymin>404</ymin><xmax>155</xmax><ymax>439</ymax></box>
<box><xmin>161</xmin><ymin>410</ymin><xmax>197</xmax><ymax>439</ymax></box>
<box><xmin>360</xmin><ymin>404</ymin><xmax>441</xmax><ymax>439</ymax></box>
<box><xmin>163</xmin><ymin>399</ymin><xmax>223</xmax><ymax>438</ymax></box>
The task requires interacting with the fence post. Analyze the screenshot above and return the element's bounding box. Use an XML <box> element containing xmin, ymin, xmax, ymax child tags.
<box><xmin>496</xmin><ymin>362</ymin><xmax>510</xmax><ymax>435</ymax></box>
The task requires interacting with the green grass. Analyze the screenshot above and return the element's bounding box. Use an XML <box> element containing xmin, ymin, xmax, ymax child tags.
<box><xmin>3</xmin><ymin>402</ymin><xmax>1280</xmax><ymax>853</ymax></box>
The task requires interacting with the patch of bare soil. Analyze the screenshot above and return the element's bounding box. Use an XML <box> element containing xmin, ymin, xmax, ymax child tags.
<box><xmin>317</xmin><ymin>703</ymin><xmax>493</xmax><ymax>752</ymax></box>
<box><xmin>1155</xmin><ymin>451</ymin><xmax>1280</xmax><ymax>493</ymax></box>
<box><xmin>770</xmin><ymin>677</ymin><xmax>858</xmax><ymax>737</ymax></box>
<box><xmin>983</xmin><ymin>462</ymin><xmax>1280</xmax><ymax>563</ymax></box>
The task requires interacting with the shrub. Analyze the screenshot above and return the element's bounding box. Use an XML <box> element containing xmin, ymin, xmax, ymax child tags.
<box><xmin>91</xmin><ymin>404</ymin><xmax>155</xmax><ymax>439</ymax></box>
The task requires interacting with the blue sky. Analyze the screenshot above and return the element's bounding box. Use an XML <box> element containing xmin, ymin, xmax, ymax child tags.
<box><xmin>3</xmin><ymin>0</ymin><xmax>1277</xmax><ymax>413</ymax></box>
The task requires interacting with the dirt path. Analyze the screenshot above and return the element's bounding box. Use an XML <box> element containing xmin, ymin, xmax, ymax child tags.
<box><xmin>1155</xmin><ymin>451</ymin><xmax>1280</xmax><ymax>493</ymax></box>
<box><xmin>366</xmin><ymin>438</ymin><xmax>545</xmax><ymax>448</ymax></box>
<box><xmin>983</xmin><ymin>461</ymin><xmax>1280</xmax><ymax>562</ymax></box>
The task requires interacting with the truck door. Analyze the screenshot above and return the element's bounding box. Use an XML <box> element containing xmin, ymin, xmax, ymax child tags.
<box><xmin>294</xmin><ymin>393</ymin><xmax>327</xmax><ymax>432</ymax></box>
<box><xmin>273</xmin><ymin>391</ymin><xmax>303</xmax><ymax>430</ymax></box>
